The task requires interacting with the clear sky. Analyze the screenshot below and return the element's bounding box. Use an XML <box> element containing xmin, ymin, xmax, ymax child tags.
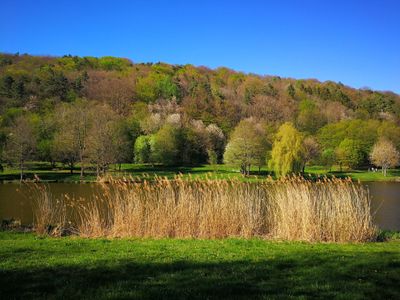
<box><xmin>1</xmin><ymin>0</ymin><xmax>399</xmax><ymax>93</ymax></box>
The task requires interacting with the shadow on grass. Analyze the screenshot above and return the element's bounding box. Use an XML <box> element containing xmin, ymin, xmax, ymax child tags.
<box><xmin>123</xmin><ymin>165</ymin><xmax>271</xmax><ymax>177</ymax></box>
<box><xmin>1</xmin><ymin>251</ymin><xmax>399</xmax><ymax>299</ymax></box>
<box><xmin>122</xmin><ymin>165</ymin><xmax>210</xmax><ymax>174</ymax></box>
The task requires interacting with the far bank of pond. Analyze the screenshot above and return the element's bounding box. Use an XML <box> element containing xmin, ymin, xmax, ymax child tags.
<box><xmin>1</xmin><ymin>163</ymin><xmax>400</xmax><ymax>183</ymax></box>
<box><xmin>0</xmin><ymin>181</ymin><xmax>399</xmax><ymax>231</ymax></box>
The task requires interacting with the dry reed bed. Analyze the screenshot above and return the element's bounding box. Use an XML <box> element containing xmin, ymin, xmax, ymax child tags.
<box><xmin>30</xmin><ymin>176</ymin><xmax>377</xmax><ymax>242</ymax></box>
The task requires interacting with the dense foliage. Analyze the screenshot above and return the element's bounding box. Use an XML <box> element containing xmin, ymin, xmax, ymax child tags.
<box><xmin>1</xmin><ymin>53</ymin><xmax>400</xmax><ymax>176</ymax></box>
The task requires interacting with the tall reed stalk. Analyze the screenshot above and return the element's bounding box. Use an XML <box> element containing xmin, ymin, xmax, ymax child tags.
<box><xmin>29</xmin><ymin>176</ymin><xmax>377</xmax><ymax>242</ymax></box>
<box><xmin>29</xmin><ymin>184</ymin><xmax>67</xmax><ymax>236</ymax></box>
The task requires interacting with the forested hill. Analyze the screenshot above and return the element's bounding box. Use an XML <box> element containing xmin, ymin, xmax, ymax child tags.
<box><xmin>1</xmin><ymin>53</ymin><xmax>399</xmax><ymax>128</ymax></box>
<box><xmin>1</xmin><ymin>53</ymin><xmax>400</xmax><ymax>172</ymax></box>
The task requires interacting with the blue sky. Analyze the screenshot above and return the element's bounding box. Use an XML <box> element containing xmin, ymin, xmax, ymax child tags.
<box><xmin>1</xmin><ymin>0</ymin><xmax>399</xmax><ymax>93</ymax></box>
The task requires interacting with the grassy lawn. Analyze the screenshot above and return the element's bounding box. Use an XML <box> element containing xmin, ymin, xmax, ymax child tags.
<box><xmin>1</xmin><ymin>162</ymin><xmax>400</xmax><ymax>182</ymax></box>
<box><xmin>0</xmin><ymin>163</ymin><xmax>263</xmax><ymax>182</ymax></box>
<box><xmin>0</xmin><ymin>232</ymin><xmax>399</xmax><ymax>299</ymax></box>
<box><xmin>304</xmin><ymin>166</ymin><xmax>400</xmax><ymax>182</ymax></box>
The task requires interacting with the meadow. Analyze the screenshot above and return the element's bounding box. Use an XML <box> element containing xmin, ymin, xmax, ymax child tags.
<box><xmin>0</xmin><ymin>231</ymin><xmax>399</xmax><ymax>299</ymax></box>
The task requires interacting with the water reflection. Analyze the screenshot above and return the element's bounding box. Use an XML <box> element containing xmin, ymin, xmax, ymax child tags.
<box><xmin>0</xmin><ymin>182</ymin><xmax>399</xmax><ymax>230</ymax></box>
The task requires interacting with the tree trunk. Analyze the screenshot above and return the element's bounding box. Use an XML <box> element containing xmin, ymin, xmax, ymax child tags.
<box><xmin>80</xmin><ymin>164</ymin><xmax>84</xmax><ymax>180</ymax></box>
<box><xmin>19</xmin><ymin>160</ymin><xmax>23</xmax><ymax>182</ymax></box>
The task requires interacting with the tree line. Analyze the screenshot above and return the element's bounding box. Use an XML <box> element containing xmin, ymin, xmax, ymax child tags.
<box><xmin>224</xmin><ymin>119</ymin><xmax>400</xmax><ymax>176</ymax></box>
<box><xmin>1</xmin><ymin>53</ymin><xmax>400</xmax><ymax>178</ymax></box>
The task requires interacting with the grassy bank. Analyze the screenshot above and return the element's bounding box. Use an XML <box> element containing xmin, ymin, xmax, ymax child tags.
<box><xmin>1</xmin><ymin>162</ymin><xmax>400</xmax><ymax>182</ymax></box>
<box><xmin>0</xmin><ymin>232</ymin><xmax>399</xmax><ymax>299</ymax></box>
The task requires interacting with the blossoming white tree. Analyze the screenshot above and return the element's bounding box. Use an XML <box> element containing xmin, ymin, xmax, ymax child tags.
<box><xmin>370</xmin><ymin>138</ymin><xmax>400</xmax><ymax>176</ymax></box>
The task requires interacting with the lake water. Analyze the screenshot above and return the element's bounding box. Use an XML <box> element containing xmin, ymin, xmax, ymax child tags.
<box><xmin>0</xmin><ymin>182</ymin><xmax>399</xmax><ymax>230</ymax></box>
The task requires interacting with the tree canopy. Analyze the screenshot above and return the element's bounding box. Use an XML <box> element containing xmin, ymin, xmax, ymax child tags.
<box><xmin>223</xmin><ymin>119</ymin><xmax>269</xmax><ymax>174</ymax></box>
<box><xmin>370</xmin><ymin>138</ymin><xmax>400</xmax><ymax>176</ymax></box>
<box><xmin>268</xmin><ymin>123</ymin><xmax>304</xmax><ymax>177</ymax></box>
<box><xmin>1</xmin><ymin>53</ymin><xmax>400</xmax><ymax>177</ymax></box>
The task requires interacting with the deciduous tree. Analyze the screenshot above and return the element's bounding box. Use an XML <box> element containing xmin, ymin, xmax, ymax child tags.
<box><xmin>370</xmin><ymin>138</ymin><xmax>400</xmax><ymax>176</ymax></box>
<box><xmin>150</xmin><ymin>124</ymin><xmax>180</xmax><ymax>166</ymax></box>
<box><xmin>53</xmin><ymin>100</ymin><xmax>91</xmax><ymax>178</ymax></box>
<box><xmin>134</xmin><ymin>135</ymin><xmax>151</xmax><ymax>164</ymax></box>
<box><xmin>335</xmin><ymin>139</ymin><xmax>363</xmax><ymax>170</ymax></box>
<box><xmin>223</xmin><ymin>119</ymin><xmax>268</xmax><ymax>175</ymax></box>
<box><xmin>86</xmin><ymin>105</ymin><xmax>120</xmax><ymax>176</ymax></box>
<box><xmin>296</xmin><ymin>99</ymin><xmax>326</xmax><ymax>134</ymax></box>
<box><xmin>320</xmin><ymin>148</ymin><xmax>336</xmax><ymax>171</ymax></box>
<box><xmin>301</xmin><ymin>136</ymin><xmax>320</xmax><ymax>173</ymax></box>
<box><xmin>268</xmin><ymin>122</ymin><xmax>304</xmax><ymax>177</ymax></box>
<box><xmin>3</xmin><ymin>115</ymin><xmax>36</xmax><ymax>180</ymax></box>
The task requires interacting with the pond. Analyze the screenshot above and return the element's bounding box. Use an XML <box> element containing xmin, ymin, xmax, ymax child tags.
<box><xmin>0</xmin><ymin>182</ymin><xmax>399</xmax><ymax>231</ymax></box>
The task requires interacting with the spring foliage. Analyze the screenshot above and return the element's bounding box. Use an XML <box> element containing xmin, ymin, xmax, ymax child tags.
<box><xmin>370</xmin><ymin>138</ymin><xmax>400</xmax><ymax>176</ymax></box>
<box><xmin>268</xmin><ymin>123</ymin><xmax>304</xmax><ymax>176</ymax></box>
<box><xmin>223</xmin><ymin>119</ymin><xmax>268</xmax><ymax>174</ymax></box>
<box><xmin>1</xmin><ymin>54</ymin><xmax>400</xmax><ymax>175</ymax></box>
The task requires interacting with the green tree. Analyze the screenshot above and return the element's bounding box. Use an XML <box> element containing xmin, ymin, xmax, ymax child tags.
<box><xmin>134</xmin><ymin>135</ymin><xmax>151</xmax><ymax>164</ymax></box>
<box><xmin>98</xmin><ymin>56</ymin><xmax>131</xmax><ymax>71</ymax></box>
<box><xmin>113</xmin><ymin>118</ymin><xmax>138</xmax><ymax>170</ymax></box>
<box><xmin>318</xmin><ymin>119</ymin><xmax>380</xmax><ymax>163</ymax></box>
<box><xmin>320</xmin><ymin>148</ymin><xmax>336</xmax><ymax>171</ymax></box>
<box><xmin>43</xmin><ymin>69</ymin><xmax>70</xmax><ymax>101</ymax></box>
<box><xmin>150</xmin><ymin>124</ymin><xmax>180</xmax><ymax>166</ymax></box>
<box><xmin>0</xmin><ymin>75</ymin><xmax>14</xmax><ymax>97</ymax></box>
<box><xmin>35</xmin><ymin>113</ymin><xmax>57</xmax><ymax>168</ymax></box>
<box><xmin>377</xmin><ymin>121</ymin><xmax>400</xmax><ymax>150</ymax></box>
<box><xmin>358</xmin><ymin>93</ymin><xmax>395</xmax><ymax>118</ymax></box>
<box><xmin>223</xmin><ymin>119</ymin><xmax>268</xmax><ymax>175</ymax></box>
<box><xmin>296</xmin><ymin>99</ymin><xmax>326</xmax><ymax>134</ymax></box>
<box><xmin>207</xmin><ymin>149</ymin><xmax>218</xmax><ymax>165</ymax></box>
<box><xmin>287</xmin><ymin>84</ymin><xmax>296</xmax><ymax>98</ymax></box>
<box><xmin>268</xmin><ymin>122</ymin><xmax>304</xmax><ymax>177</ymax></box>
<box><xmin>335</xmin><ymin>138</ymin><xmax>363</xmax><ymax>170</ymax></box>
<box><xmin>12</xmin><ymin>77</ymin><xmax>26</xmax><ymax>101</ymax></box>
<box><xmin>180</xmin><ymin>126</ymin><xmax>207</xmax><ymax>165</ymax></box>
<box><xmin>135</xmin><ymin>72</ymin><xmax>179</xmax><ymax>103</ymax></box>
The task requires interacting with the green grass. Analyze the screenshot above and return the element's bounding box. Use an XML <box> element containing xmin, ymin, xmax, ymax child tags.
<box><xmin>1</xmin><ymin>162</ymin><xmax>400</xmax><ymax>182</ymax></box>
<box><xmin>0</xmin><ymin>232</ymin><xmax>399</xmax><ymax>299</ymax></box>
<box><xmin>305</xmin><ymin>166</ymin><xmax>400</xmax><ymax>182</ymax></box>
<box><xmin>0</xmin><ymin>163</ymin><xmax>263</xmax><ymax>182</ymax></box>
